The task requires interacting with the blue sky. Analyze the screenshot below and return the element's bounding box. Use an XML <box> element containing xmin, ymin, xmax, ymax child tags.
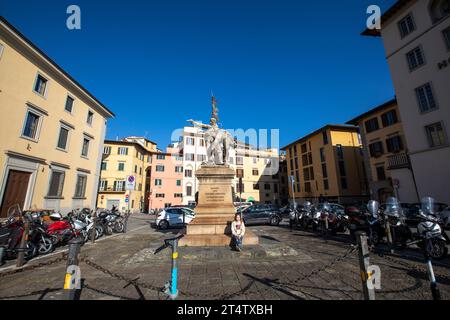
<box><xmin>1</xmin><ymin>0</ymin><xmax>397</xmax><ymax>148</ymax></box>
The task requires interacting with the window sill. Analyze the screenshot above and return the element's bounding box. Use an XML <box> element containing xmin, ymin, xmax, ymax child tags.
<box><xmin>72</xmin><ymin>197</ymin><xmax>87</xmax><ymax>200</ymax></box>
<box><xmin>20</xmin><ymin>135</ymin><xmax>39</xmax><ymax>144</ymax></box>
<box><xmin>33</xmin><ymin>90</ymin><xmax>47</xmax><ymax>99</ymax></box>
<box><xmin>56</xmin><ymin>147</ymin><xmax>68</xmax><ymax>153</ymax></box>
<box><xmin>45</xmin><ymin>196</ymin><xmax>64</xmax><ymax>200</ymax></box>
<box><xmin>81</xmin><ymin>155</ymin><xmax>89</xmax><ymax>160</ymax></box>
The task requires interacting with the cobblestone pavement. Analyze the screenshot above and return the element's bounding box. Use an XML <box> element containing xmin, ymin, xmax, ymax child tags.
<box><xmin>0</xmin><ymin>214</ymin><xmax>449</xmax><ymax>300</ymax></box>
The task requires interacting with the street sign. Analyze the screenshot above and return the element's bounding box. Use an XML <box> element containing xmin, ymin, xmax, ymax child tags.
<box><xmin>125</xmin><ymin>194</ymin><xmax>129</xmax><ymax>203</ymax></box>
<box><xmin>125</xmin><ymin>175</ymin><xmax>136</xmax><ymax>191</ymax></box>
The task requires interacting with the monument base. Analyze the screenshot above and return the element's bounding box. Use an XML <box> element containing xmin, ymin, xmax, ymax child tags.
<box><xmin>178</xmin><ymin>165</ymin><xmax>259</xmax><ymax>247</ymax></box>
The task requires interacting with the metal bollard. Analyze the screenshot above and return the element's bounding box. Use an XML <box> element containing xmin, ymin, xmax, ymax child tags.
<box><xmin>64</xmin><ymin>237</ymin><xmax>83</xmax><ymax>300</ymax></box>
<box><xmin>91</xmin><ymin>211</ymin><xmax>97</xmax><ymax>244</ymax></box>
<box><xmin>356</xmin><ymin>232</ymin><xmax>376</xmax><ymax>300</ymax></box>
<box><xmin>423</xmin><ymin>241</ymin><xmax>441</xmax><ymax>300</ymax></box>
<box><xmin>0</xmin><ymin>247</ymin><xmax>5</xmax><ymax>265</ymax></box>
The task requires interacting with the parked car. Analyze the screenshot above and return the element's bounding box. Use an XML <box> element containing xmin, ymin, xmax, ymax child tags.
<box><xmin>241</xmin><ymin>204</ymin><xmax>282</xmax><ymax>226</ymax></box>
<box><xmin>316</xmin><ymin>203</ymin><xmax>345</xmax><ymax>215</ymax></box>
<box><xmin>156</xmin><ymin>207</ymin><xmax>195</xmax><ymax>230</ymax></box>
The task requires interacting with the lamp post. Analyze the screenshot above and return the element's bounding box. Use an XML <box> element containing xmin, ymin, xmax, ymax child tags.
<box><xmin>289</xmin><ymin>175</ymin><xmax>297</xmax><ymax>210</ymax></box>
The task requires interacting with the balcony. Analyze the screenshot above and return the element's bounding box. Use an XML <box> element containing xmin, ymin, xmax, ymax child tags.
<box><xmin>387</xmin><ymin>153</ymin><xmax>410</xmax><ymax>170</ymax></box>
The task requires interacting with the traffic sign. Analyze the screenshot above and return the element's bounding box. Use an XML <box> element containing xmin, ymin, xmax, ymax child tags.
<box><xmin>126</xmin><ymin>175</ymin><xmax>136</xmax><ymax>191</ymax></box>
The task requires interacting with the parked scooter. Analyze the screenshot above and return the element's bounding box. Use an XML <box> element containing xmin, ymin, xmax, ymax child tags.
<box><xmin>383</xmin><ymin>197</ymin><xmax>414</xmax><ymax>249</ymax></box>
<box><xmin>413</xmin><ymin>197</ymin><xmax>448</xmax><ymax>260</ymax></box>
<box><xmin>0</xmin><ymin>215</ymin><xmax>37</xmax><ymax>264</ymax></box>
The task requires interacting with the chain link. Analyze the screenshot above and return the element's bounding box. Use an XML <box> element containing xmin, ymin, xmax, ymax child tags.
<box><xmin>0</xmin><ymin>252</ymin><xmax>68</xmax><ymax>279</ymax></box>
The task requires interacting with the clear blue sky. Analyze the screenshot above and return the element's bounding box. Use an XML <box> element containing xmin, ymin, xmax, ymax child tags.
<box><xmin>1</xmin><ymin>0</ymin><xmax>397</xmax><ymax>148</ymax></box>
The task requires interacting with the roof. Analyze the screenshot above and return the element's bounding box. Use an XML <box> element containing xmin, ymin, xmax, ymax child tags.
<box><xmin>281</xmin><ymin>124</ymin><xmax>359</xmax><ymax>150</ymax></box>
<box><xmin>346</xmin><ymin>98</ymin><xmax>397</xmax><ymax>125</ymax></box>
<box><xmin>124</xmin><ymin>136</ymin><xmax>158</xmax><ymax>146</ymax></box>
<box><xmin>361</xmin><ymin>0</ymin><xmax>414</xmax><ymax>37</ymax></box>
<box><xmin>0</xmin><ymin>16</ymin><xmax>115</xmax><ymax>118</ymax></box>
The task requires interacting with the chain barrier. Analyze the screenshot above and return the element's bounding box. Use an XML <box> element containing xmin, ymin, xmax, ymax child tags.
<box><xmin>370</xmin><ymin>247</ymin><xmax>450</xmax><ymax>283</ymax></box>
<box><xmin>0</xmin><ymin>252</ymin><xmax>68</xmax><ymax>279</ymax></box>
<box><xmin>79</xmin><ymin>255</ymin><xmax>162</xmax><ymax>293</ymax></box>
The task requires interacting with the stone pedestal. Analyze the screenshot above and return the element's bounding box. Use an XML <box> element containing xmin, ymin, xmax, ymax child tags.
<box><xmin>179</xmin><ymin>165</ymin><xmax>259</xmax><ymax>247</ymax></box>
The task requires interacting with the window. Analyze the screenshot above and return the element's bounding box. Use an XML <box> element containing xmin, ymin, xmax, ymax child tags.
<box><xmin>65</xmin><ymin>96</ymin><xmax>74</xmax><ymax>113</ymax></box>
<box><xmin>381</xmin><ymin>110</ymin><xmax>398</xmax><ymax>127</ymax></box>
<box><xmin>47</xmin><ymin>170</ymin><xmax>65</xmax><ymax>197</ymax></box>
<box><xmin>376</xmin><ymin>166</ymin><xmax>386</xmax><ymax>181</ymax></box>
<box><xmin>302</xmin><ymin>154</ymin><xmax>309</xmax><ymax>166</ymax></box>
<box><xmin>87</xmin><ymin>111</ymin><xmax>94</xmax><ymax>125</ymax></box>
<box><xmin>157</xmin><ymin>154</ymin><xmax>166</xmax><ymax>160</ymax></box>
<box><xmin>185</xmin><ymin>169</ymin><xmax>193</xmax><ymax>177</ymax></box>
<box><xmin>406</xmin><ymin>46</ymin><xmax>425</xmax><ymax>71</ymax></box>
<box><xmin>186</xmin><ymin>137</ymin><xmax>195</xmax><ymax>145</ymax></box>
<box><xmin>197</xmin><ymin>154</ymin><xmax>206</xmax><ymax>162</ymax></box>
<box><xmin>253</xmin><ymin>157</ymin><xmax>257</xmax><ymax>164</ymax></box>
<box><xmin>139</xmin><ymin>167</ymin><xmax>142</xmax><ymax>175</ymax></box>
<box><xmin>336</xmin><ymin>144</ymin><xmax>344</xmax><ymax>160</ymax></box>
<box><xmin>81</xmin><ymin>137</ymin><xmax>90</xmax><ymax>157</ymax></box>
<box><xmin>118</xmin><ymin>147</ymin><xmax>128</xmax><ymax>155</ymax></box>
<box><xmin>176</xmin><ymin>180</ymin><xmax>182</xmax><ymax>186</ymax></box>
<box><xmin>320</xmin><ymin>148</ymin><xmax>326</xmax><ymax>162</ymax></box>
<box><xmin>264</xmin><ymin>184</ymin><xmax>271</xmax><ymax>190</ymax></box>
<box><xmin>369</xmin><ymin>141</ymin><xmax>384</xmax><ymax>157</ymax></box>
<box><xmin>301</xmin><ymin>144</ymin><xmax>307</xmax><ymax>154</ymax></box>
<box><xmin>303</xmin><ymin>168</ymin><xmax>310</xmax><ymax>181</ymax></box>
<box><xmin>185</xmin><ymin>153</ymin><xmax>195</xmax><ymax>161</ymax></box>
<box><xmin>322</xmin><ymin>131</ymin><xmax>328</xmax><ymax>145</ymax></box>
<box><xmin>103</xmin><ymin>146</ymin><xmax>111</xmax><ymax>154</ymax></box>
<box><xmin>114</xmin><ymin>180</ymin><xmax>125</xmax><ymax>191</ymax></box>
<box><xmin>416</xmin><ymin>83</ymin><xmax>437</xmax><ymax>113</ymax></box>
<box><xmin>252</xmin><ymin>169</ymin><xmax>259</xmax><ymax>176</ymax></box>
<box><xmin>426</xmin><ymin>122</ymin><xmax>446</xmax><ymax>147</ymax></box>
<box><xmin>341</xmin><ymin>178</ymin><xmax>348</xmax><ymax>190</ymax></box>
<box><xmin>175</xmin><ymin>166</ymin><xmax>183</xmax><ymax>173</ymax></box>
<box><xmin>138</xmin><ymin>183</ymin><xmax>142</xmax><ymax>191</ymax></box>
<box><xmin>101</xmin><ymin>162</ymin><xmax>107</xmax><ymax>171</ymax></box>
<box><xmin>0</xmin><ymin>43</ymin><xmax>4</xmax><ymax>59</ymax></box>
<box><xmin>236</xmin><ymin>157</ymin><xmax>243</xmax><ymax>165</ymax></box>
<box><xmin>323</xmin><ymin>179</ymin><xmax>329</xmax><ymax>190</ymax></box>
<box><xmin>236</xmin><ymin>169</ymin><xmax>244</xmax><ymax>178</ymax></box>
<box><xmin>118</xmin><ymin>163</ymin><xmax>125</xmax><ymax>171</ymax></box>
<box><xmin>444</xmin><ymin>27</ymin><xmax>450</xmax><ymax>49</ymax></box>
<box><xmin>365</xmin><ymin>118</ymin><xmax>379</xmax><ymax>133</ymax></box>
<box><xmin>293</xmin><ymin>145</ymin><xmax>297</xmax><ymax>157</ymax></box>
<box><xmin>199</xmin><ymin>139</ymin><xmax>205</xmax><ymax>147</ymax></box>
<box><xmin>147</xmin><ymin>155</ymin><xmax>152</xmax><ymax>163</ymax></box>
<box><xmin>274</xmin><ymin>184</ymin><xmax>278</xmax><ymax>193</ymax></box>
<box><xmin>155</xmin><ymin>165</ymin><xmax>164</xmax><ymax>172</ymax></box>
<box><xmin>186</xmin><ymin>186</ymin><xmax>192</xmax><ymax>196</ymax></box>
<box><xmin>174</xmin><ymin>193</ymin><xmax>183</xmax><ymax>198</ymax></box>
<box><xmin>253</xmin><ymin>183</ymin><xmax>260</xmax><ymax>190</ymax></box>
<box><xmin>155</xmin><ymin>179</ymin><xmax>163</xmax><ymax>186</ymax></box>
<box><xmin>338</xmin><ymin>161</ymin><xmax>346</xmax><ymax>177</ymax></box>
<box><xmin>156</xmin><ymin>194</ymin><xmax>165</xmax><ymax>198</ymax></box>
<box><xmin>99</xmin><ymin>180</ymin><xmax>108</xmax><ymax>191</ymax></box>
<box><xmin>322</xmin><ymin>163</ymin><xmax>328</xmax><ymax>178</ymax></box>
<box><xmin>386</xmin><ymin>136</ymin><xmax>404</xmax><ymax>153</ymax></box>
<box><xmin>304</xmin><ymin>182</ymin><xmax>311</xmax><ymax>193</ymax></box>
<box><xmin>236</xmin><ymin>182</ymin><xmax>244</xmax><ymax>193</ymax></box>
<box><xmin>22</xmin><ymin>110</ymin><xmax>41</xmax><ymax>140</ymax></box>
<box><xmin>398</xmin><ymin>14</ymin><xmax>415</xmax><ymax>38</ymax></box>
<box><xmin>33</xmin><ymin>74</ymin><xmax>48</xmax><ymax>96</ymax></box>
<box><xmin>57</xmin><ymin>126</ymin><xmax>69</xmax><ymax>150</ymax></box>
<box><xmin>134</xmin><ymin>165</ymin><xmax>138</xmax><ymax>173</ymax></box>
<box><xmin>74</xmin><ymin>175</ymin><xmax>87</xmax><ymax>198</ymax></box>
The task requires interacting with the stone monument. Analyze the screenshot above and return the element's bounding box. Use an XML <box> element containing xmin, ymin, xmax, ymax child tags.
<box><xmin>179</xmin><ymin>96</ymin><xmax>259</xmax><ymax>247</ymax></box>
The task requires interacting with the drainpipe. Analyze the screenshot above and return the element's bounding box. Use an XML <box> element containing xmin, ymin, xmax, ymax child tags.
<box><xmin>408</xmin><ymin>154</ymin><xmax>420</xmax><ymax>202</ymax></box>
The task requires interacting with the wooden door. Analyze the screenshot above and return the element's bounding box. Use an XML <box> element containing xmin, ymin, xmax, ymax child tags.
<box><xmin>0</xmin><ymin>170</ymin><xmax>31</xmax><ymax>218</ymax></box>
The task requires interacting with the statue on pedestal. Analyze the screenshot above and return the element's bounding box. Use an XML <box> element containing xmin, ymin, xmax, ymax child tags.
<box><xmin>188</xmin><ymin>96</ymin><xmax>236</xmax><ymax>166</ymax></box>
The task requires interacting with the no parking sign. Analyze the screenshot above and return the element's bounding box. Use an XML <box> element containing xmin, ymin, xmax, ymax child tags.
<box><xmin>126</xmin><ymin>175</ymin><xmax>136</xmax><ymax>191</ymax></box>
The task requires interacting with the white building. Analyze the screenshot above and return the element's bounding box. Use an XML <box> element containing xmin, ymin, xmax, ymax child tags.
<box><xmin>363</xmin><ymin>0</ymin><xmax>450</xmax><ymax>203</ymax></box>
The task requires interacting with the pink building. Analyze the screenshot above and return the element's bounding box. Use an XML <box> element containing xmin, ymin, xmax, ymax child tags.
<box><xmin>146</xmin><ymin>145</ymin><xmax>183</xmax><ymax>211</ymax></box>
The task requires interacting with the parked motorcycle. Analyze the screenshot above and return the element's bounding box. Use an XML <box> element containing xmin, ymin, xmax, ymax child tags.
<box><xmin>414</xmin><ymin>197</ymin><xmax>448</xmax><ymax>260</ymax></box>
<box><xmin>383</xmin><ymin>197</ymin><xmax>414</xmax><ymax>249</ymax></box>
<box><xmin>0</xmin><ymin>215</ymin><xmax>37</xmax><ymax>264</ymax></box>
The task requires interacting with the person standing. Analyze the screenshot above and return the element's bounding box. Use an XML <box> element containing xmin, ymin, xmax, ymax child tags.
<box><xmin>231</xmin><ymin>213</ymin><xmax>246</xmax><ymax>251</ymax></box>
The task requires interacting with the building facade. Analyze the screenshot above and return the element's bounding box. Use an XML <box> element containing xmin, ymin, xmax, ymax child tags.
<box><xmin>0</xmin><ymin>17</ymin><xmax>115</xmax><ymax>217</ymax></box>
<box><xmin>363</xmin><ymin>0</ymin><xmax>450</xmax><ymax>203</ymax></box>
<box><xmin>348</xmin><ymin>98</ymin><xmax>419</xmax><ymax>203</ymax></box>
<box><xmin>282</xmin><ymin>125</ymin><xmax>369</xmax><ymax>205</ymax></box>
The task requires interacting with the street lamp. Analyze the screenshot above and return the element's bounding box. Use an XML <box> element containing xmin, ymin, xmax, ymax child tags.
<box><xmin>289</xmin><ymin>175</ymin><xmax>297</xmax><ymax>210</ymax></box>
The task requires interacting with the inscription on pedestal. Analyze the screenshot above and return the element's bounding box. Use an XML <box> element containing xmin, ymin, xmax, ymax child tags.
<box><xmin>204</xmin><ymin>187</ymin><xmax>226</xmax><ymax>203</ymax></box>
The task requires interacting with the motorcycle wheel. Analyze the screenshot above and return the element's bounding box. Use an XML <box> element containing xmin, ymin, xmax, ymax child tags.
<box><xmin>24</xmin><ymin>242</ymin><xmax>38</xmax><ymax>260</ymax></box>
<box><xmin>38</xmin><ymin>237</ymin><xmax>53</xmax><ymax>255</ymax></box>
<box><xmin>96</xmin><ymin>225</ymin><xmax>104</xmax><ymax>238</ymax></box>
<box><xmin>114</xmin><ymin>221</ymin><xmax>125</xmax><ymax>233</ymax></box>
<box><xmin>427</xmin><ymin>239</ymin><xmax>448</xmax><ymax>260</ymax></box>
<box><xmin>104</xmin><ymin>224</ymin><xmax>113</xmax><ymax>236</ymax></box>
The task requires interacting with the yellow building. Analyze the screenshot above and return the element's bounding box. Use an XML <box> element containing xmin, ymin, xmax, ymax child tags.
<box><xmin>97</xmin><ymin>137</ymin><xmax>157</xmax><ymax>213</ymax></box>
<box><xmin>347</xmin><ymin>98</ymin><xmax>419</xmax><ymax>203</ymax></box>
<box><xmin>234</xmin><ymin>142</ymin><xmax>280</xmax><ymax>205</ymax></box>
<box><xmin>0</xmin><ymin>17</ymin><xmax>115</xmax><ymax>217</ymax></box>
<box><xmin>281</xmin><ymin>125</ymin><xmax>368</xmax><ymax>205</ymax></box>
